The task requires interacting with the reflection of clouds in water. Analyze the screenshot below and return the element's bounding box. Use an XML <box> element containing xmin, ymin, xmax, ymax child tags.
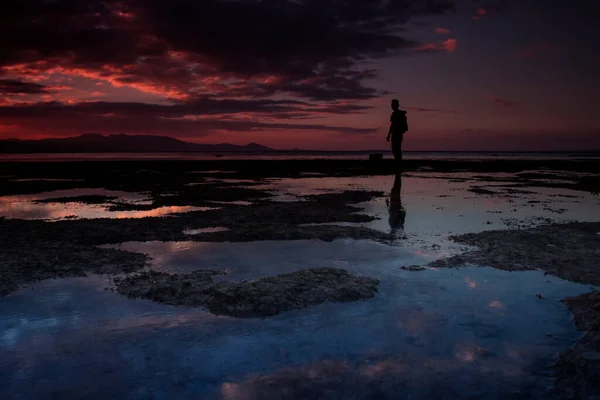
<box><xmin>396</xmin><ymin>307</ymin><xmax>447</xmax><ymax>337</ymax></box>
<box><xmin>111</xmin><ymin>206</ymin><xmax>216</xmax><ymax>219</ymax></box>
<box><xmin>220</xmin><ymin>350</ymin><xmax>531</xmax><ymax>400</ymax></box>
<box><xmin>102</xmin><ymin>241</ymin><xmax>228</xmax><ymax>273</ymax></box>
<box><xmin>2</xmin><ymin>188</ymin><xmax>150</xmax><ymax>203</ymax></box>
<box><xmin>105</xmin><ymin>312</ymin><xmax>219</xmax><ymax>333</ymax></box>
<box><xmin>0</xmin><ymin>188</ymin><xmax>155</xmax><ymax>220</ymax></box>
<box><xmin>0</xmin><ymin>195</ymin><xmax>215</xmax><ymax>220</ymax></box>
<box><xmin>0</xmin><ymin>197</ymin><xmax>56</xmax><ymax>219</ymax></box>
<box><xmin>488</xmin><ymin>300</ymin><xmax>504</xmax><ymax>313</ymax></box>
<box><xmin>454</xmin><ymin>342</ymin><xmax>495</xmax><ymax>363</ymax></box>
<box><xmin>360</xmin><ymin>359</ymin><xmax>406</xmax><ymax>377</ymax></box>
<box><xmin>465</xmin><ymin>276</ymin><xmax>478</xmax><ymax>289</ymax></box>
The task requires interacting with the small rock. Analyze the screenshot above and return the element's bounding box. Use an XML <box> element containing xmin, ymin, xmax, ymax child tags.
<box><xmin>536</xmin><ymin>293</ymin><xmax>544</xmax><ymax>299</ymax></box>
<box><xmin>400</xmin><ymin>265</ymin><xmax>427</xmax><ymax>272</ymax></box>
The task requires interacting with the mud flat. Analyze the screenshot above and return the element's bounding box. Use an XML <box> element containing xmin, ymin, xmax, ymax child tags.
<box><xmin>428</xmin><ymin>221</ymin><xmax>600</xmax><ymax>398</ymax></box>
<box><xmin>0</xmin><ymin>236</ymin><xmax>148</xmax><ymax>297</ymax></box>
<box><xmin>0</xmin><ymin>190</ymin><xmax>390</xmax><ymax>297</ymax></box>
<box><xmin>2</xmin><ymin>159</ymin><xmax>600</xmax><ymax>196</ymax></box>
<box><xmin>115</xmin><ymin>267</ymin><xmax>379</xmax><ymax>318</ymax></box>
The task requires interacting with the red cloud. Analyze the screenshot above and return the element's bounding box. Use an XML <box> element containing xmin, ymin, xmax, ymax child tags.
<box><xmin>435</xmin><ymin>27</ymin><xmax>451</xmax><ymax>35</ymax></box>
<box><xmin>472</xmin><ymin>7</ymin><xmax>487</xmax><ymax>20</ymax></box>
<box><xmin>0</xmin><ymin>0</ymin><xmax>456</xmax><ymax>105</ymax></box>
<box><xmin>416</xmin><ymin>38</ymin><xmax>457</xmax><ymax>53</ymax></box>
<box><xmin>489</xmin><ymin>95</ymin><xmax>518</xmax><ymax>107</ymax></box>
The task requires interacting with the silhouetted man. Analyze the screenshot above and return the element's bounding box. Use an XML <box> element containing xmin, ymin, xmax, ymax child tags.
<box><xmin>386</xmin><ymin>99</ymin><xmax>408</xmax><ymax>167</ymax></box>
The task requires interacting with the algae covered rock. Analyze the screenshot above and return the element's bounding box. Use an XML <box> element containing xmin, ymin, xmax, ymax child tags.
<box><xmin>115</xmin><ymin>267</ymin><xmax>379</xmax><ymax>318</ymax></box>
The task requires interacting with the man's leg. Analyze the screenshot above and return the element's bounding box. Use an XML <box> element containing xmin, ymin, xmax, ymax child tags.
<box><xmin>391</xmin><ymin>135</ymin><xmax>403</xmax><ymax>172</ymax></box>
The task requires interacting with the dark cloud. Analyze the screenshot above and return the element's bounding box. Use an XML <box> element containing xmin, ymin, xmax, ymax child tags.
<box><xmin>0</xmin><ymin>0</ymin><xmax>455</xmax><ymax>101</ymax></box>
<box><xmin>0</xmin><ymin>97</ymin><xmax>372</xmax><ymax>119</ymax></box>
<box><xmin>489</xmin><ymin>95</ymin><xmax>518</xmax><ymax>107</ymax></box>
<box><xmin>0</xmin><ymin>99</ymin><xmax>377</xmax><ymax>136</ymax></box>
<box><xmin>0</xmin><ymin>79</ymin><xmax>52</xmax><ymax>94</ymax></box>
<box><xmin>521</xmin><ymin>42</ymin><xmax>555</xmax><ymax>59</ymax></box>
<box><xmin>405</xmin><ymin>106</ymin><xmax>458</xmax><ymax>113</ymax></box>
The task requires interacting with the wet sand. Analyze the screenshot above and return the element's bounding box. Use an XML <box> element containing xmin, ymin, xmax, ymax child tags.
<box><xmin>1</xmin><ymin>158</ymin><xmax>600</xmax><ymax>196</ymax></box>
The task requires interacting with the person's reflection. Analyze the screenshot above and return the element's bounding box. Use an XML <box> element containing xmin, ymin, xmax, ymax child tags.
<box><xmin>387</xmin><ymin>173</ymin><xmax>406</xmax><ymax>233</ymax></box>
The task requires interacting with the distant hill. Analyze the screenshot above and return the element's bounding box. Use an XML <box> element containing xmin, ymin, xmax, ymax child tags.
<box><xmin>0</xmin><ymin>134</ymin><xmax>275</xmax><ymax>153</ymax></box>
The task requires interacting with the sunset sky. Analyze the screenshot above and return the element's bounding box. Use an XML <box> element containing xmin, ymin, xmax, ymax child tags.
<box><xmin>0</xmin><ymin>0</ymin><xmax>598</xmax><ymax>151</ymax></box>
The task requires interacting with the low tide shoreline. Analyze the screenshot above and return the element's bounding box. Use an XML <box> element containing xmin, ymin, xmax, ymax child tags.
<box><xmin>1</xmin><ymin>158</ymin><xmax>599</xmax><ymax>398</ymax></box>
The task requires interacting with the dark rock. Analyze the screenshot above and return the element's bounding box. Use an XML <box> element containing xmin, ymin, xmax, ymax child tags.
<box><xmin>115</xmin><ymin>267</ymin><xmax>379</xmax><ymax>318</ymax></box>
<box><xmin>400</xmin><ymin>265</ymin><xmax>427</xmax><ymax>271</ymax></box>
<box><xmin>428</xmin><ymin>221</ymin><xmax>600</xmax><ymax>285</ymax></box>
<box><xmin>555</xmin><ymin>291</ymin><xmax>600</xmax><ymax>399</ymax></box>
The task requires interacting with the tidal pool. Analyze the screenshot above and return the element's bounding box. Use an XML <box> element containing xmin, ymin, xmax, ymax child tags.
<box><xmin>0</xmin><ymin>188</ymin><xmax>217</xmax><ymax>220</ymax></box>
<box><xmin>0</xmin><ymin>238</ymin><xmax>592</xmax><ymax>399</ymax></box>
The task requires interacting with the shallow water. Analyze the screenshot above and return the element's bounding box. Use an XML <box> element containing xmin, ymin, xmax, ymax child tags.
<box><xmin>0</xmin><ymin>238</ymin><xmax>592</xmax><ymax>399</ymax></box>
<box><xmin>254</xmin><ymin>174</ymin><xmax>600</xmax><ymax>253</ymax></box>
<box><xmin>183</xmin><ymin>227</ymin><xmax>230</xmax><ymax>236</ymax></box>
<box><xmin>0</xmin><ymin>188</ymin><xmax>217</xmax><ymax>220</ymax></box>
<box><xmin>1</xmin><ymin>174</ymin><xmax>599</xmax><ymax>399</ymax></box>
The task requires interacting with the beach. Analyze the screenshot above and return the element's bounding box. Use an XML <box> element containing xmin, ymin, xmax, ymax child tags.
<box><xmin>1</xmin><ymin>156</ymin><xmax>599</xmax><ymax>399</ymax></box>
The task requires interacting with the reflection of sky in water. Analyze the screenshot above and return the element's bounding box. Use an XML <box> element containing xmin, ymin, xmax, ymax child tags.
<box><xmin>0</xmin><ymin>239</ymin><xmax>593</xmax><ymax>399</ymax></box>
<box><xmin>256</xmin><ymin>175</ymin><xmax>600</xmax><ymax>253</ymax></box>
<box><xmin>1</xmin><ymin>188</ymin><xmax>152</xmax><ymax>203</ymax></box>
<box><xmin>9</xmin><ymin>178</ymin><xmax>86</xmax><ymax>182</ymax></box>
<box><xmin>183</xmin><ymin>227</ymin><xmax>229</xmax><ymax>236</ymax></box>
<box><xmin>207</xmin><ymin>200</ymin><xmax>253</xmax><ymax>206</ymax></box>
<box><xmin>1</xmin><ymin>174</ymin><xmax>599</xmax><ymax>398</ymax></box>
<box><xmin>0</xmin><ymin>188</ymin><xmax>217</xmax><ymax>220</ymax></box>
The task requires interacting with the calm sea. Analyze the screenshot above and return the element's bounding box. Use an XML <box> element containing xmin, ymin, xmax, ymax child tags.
<box><xmin>0</xmin><ymin>151</ymin><xmax>598</xmax><ymax>162</ymax></box>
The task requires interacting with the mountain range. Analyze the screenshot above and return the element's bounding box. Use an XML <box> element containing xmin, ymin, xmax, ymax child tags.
<box><xmin>0</xmin><ymin>134</ymin><xmax>275</xmax><ymax>153</ymax></box>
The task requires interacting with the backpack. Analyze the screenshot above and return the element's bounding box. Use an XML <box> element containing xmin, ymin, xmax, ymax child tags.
<box><xmin>400</xmin><ymin>112</ymin><xmax>408</xmax><ymax>133</ymax></box>
<box><xmin>392</xmin><ymin>111</ymin><xmax>408</xmax><ymax>133</ymax></box>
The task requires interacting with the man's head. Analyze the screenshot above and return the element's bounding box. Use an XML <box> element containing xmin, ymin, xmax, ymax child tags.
<box><xmin>391</xmin><ymin>99</ymin><xmax>399</xmax><ymax>111</ymax></box>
